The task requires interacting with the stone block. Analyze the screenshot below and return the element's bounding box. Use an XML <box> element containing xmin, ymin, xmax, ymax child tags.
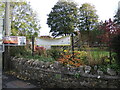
<box><xmin>44</xmin><ymin>62</ymin><xmax>51</xmax><ymax>68</ymax></box>
<box><xmin>94</xmin><ymin>65</ymin><xmax>98</xmax><ymax>71</ymax></box>
<box><xmin>97</xmin><ymin>69</ymin><xmax>103</xmax><ymax>75</ymax></box>
<box><xmin>32</xmin><ymin>60</ymin><xmax>40</xmax><ymax>67</ymax></box>
<box><xmin>53</xmin><ymin>61</ymin><xmax>62</xmax><ymax>69</ymax></box>
<box><xmin>84</xmin><ymin>66</ymin><xmax>91</xmax><ymax>74</ymax></box>
<box><xmin>107</xmin><ymin>68</ymin><xmax>117</xmax><ymax>76</ymax></box>
<box><xmin>78</xmin><ymin>66</ymin><xmax>84</xmax><ymax>74</ymax></box>
<box><xmin>61</xmin><ymin>66</ymin><xmax>69</xmax><ymax>74</ymax></box>
<box><xmin>50</xmin><ymin>64</ymin><xmax>54</xmax><ymax>69</ymax></box>
<box><xmin>38</xmin><ymin>61</ymin><xmax>44</xmax><ymax>68</ymax></box>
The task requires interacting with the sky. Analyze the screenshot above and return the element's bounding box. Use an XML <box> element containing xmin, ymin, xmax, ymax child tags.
<box><xmin>26</xmin><ymin>0</ymin><xmax>120</xmax><ymax>36</ymax></box>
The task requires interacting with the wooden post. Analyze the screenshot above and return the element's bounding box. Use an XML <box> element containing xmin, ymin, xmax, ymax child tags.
<box><xmin>71</xmin><ymin>33</ymin><xmax>74</xmax><ymax>59</ymax></box>
<box><xmin>32</xmin><ymin>36</ymin><xmax>34</xmax><ymax>56</ymax></box>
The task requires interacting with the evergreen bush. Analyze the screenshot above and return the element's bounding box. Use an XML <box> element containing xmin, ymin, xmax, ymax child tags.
<box><xmin>111</xmin><ymin>34</ymin><xmax>120</xmax><ymax>66</ymax></box>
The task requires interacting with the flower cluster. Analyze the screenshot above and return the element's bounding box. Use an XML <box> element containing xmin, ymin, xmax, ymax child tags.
<box><xmin>35</xmin><ymin>46</ymin><xmax>46</xmax><ymax>56</ymax></box>
<box><xmin>58</xmin><ymin>50</ymin><xmax>84</xmax><ymax>67</ymax></box>
<box><xmin>74</xmin><ymin>51</ymin><xmax>88</xmax><ymax>59</ymax></box>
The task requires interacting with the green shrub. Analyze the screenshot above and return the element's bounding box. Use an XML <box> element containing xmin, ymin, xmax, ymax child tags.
<box><xmin>74</xmin><ymin>73</ymin><xmax>81</xmax><ymax>78</ymax></box>
<box><xmin>34</xmin><ymin>46</ymin><xmax>47</xmax><ymax>56</ymax></box>
<box><xmin>99</xmin><ymin>63</ymin><xmax>120</xmax><ymax>73</ymax></box>
<box><xmin>22</xmin><ymin>55</ymin><xmax>55</xmax><ymax>62</ymax></box>
<box><xmin>111</xmin><ymin>34</ymin><xmax>120</xmax><ymax>66</ymax></box>
<box><xmin>10</xmin><ymin>46</ymin><xmax>31</xmax><ymax>57</ymax></box>
<box><xmin>46</xmin><ymin>49</ymin><xmax>63</xmax><ymax>60</ymax></box>
<box><xmin>107</xmin><ymin>63</ymin><xmax>120</xmax><ymax>72</ymax></box>
<box><xmin>37</xmin><ymin>55</ymin><xmax>55</xmax><ymax>62</ymax></box>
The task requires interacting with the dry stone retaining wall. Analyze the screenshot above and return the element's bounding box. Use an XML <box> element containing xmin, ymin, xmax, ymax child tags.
<box><xmin>10</xmin><ymin>57</ymin><xmax>120</xmax><ymax>88</ymax></box>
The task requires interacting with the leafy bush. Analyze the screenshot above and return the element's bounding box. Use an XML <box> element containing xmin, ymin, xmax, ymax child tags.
<box><xmin>34</xmin><ymin>46</ymin><xmax>47</xmax><ymax>56</ymax></box>
<box><xmin>74</xmin><ymin>51</ymin><xmax>88</xmax><ymax>64</ymax></box>
<box><xmin>46</xmin><ymin>49</ymin><xmax>63</xmax><ymax>60</ymax></box>
<box><xmin>58</xmin><ymin>50</ymin><xmax>84</xmax><ymax>67</ymax></box>
<box><xmin>37</xmin><ymin>55</ymin><xmax>55</xmax><ymax>62</ymax></box>
<box><xmin>98</xmin><ymin>63</ymin><xmax>120</xmax><ymax>73</ymax></box>
<box><xmin>111</xmin><ymin>34</ymin><xmax>120</xmax><ymax>66</ymax></box>
<box><xmin>20</xmin><ymin>54</ymin><xmax>55</xmax><ymax>62</ymax></box>
<box><xmin>111</xmin><ymin>35</ymin><xmax>120</xmax><ymax>53</ymax></box>
<box><xmin>10</xmin><ymin>46</ymin><xmax>31</xmax><ymax>57</ymax></box>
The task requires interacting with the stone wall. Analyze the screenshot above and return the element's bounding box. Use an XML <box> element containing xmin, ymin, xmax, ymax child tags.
<box><xmin>10</xmin><ymin>57</ymin><xmax>120</xmax><ymax>88</ymax></box>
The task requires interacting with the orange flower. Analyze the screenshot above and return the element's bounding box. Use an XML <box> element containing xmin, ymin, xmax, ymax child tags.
<box><xmin>58</xmin><ymin>50</ymin><xmax>84</xmax><ymax>67</ymax></box>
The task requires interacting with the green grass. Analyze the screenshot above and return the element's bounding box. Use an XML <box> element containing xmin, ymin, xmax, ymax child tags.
<box><xmin>90</xmin><ymin>51</ymin><xmax>109</xmax><ymax>60</ymax></box>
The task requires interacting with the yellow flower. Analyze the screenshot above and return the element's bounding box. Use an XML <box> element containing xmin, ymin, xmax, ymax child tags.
<box><xmin>64</xmin><ymin>50</ymin><xmax>67</xmax><ymax>53</ymax></box>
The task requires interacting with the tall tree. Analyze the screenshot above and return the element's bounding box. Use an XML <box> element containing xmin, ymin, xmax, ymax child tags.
<box><xmin>10</xmin><ymin>2</ymin><xmax>41</xmax><ymax>38</ymax></box>
<box><xmin>47</xmin><ymin>0</ymin><xmax>78</xmax><ymax>37</ymax></box>
<box><xmin>114</xmin><ymin>8</ymin><xmax>120</xmax><ymax>25</ymax></box>
<box><xmin>0</xmin><ymin>2</ymin><xmax>5</xmax><ymax>18</ymax></box>
<box><xmin>78</xmin><ymin>3</ymin><xmax>98</xmax><ymax>45</ymax></box>
<box><xmin>98</xmin><ymin>19</ymin><xmax>120</xmax><ymax>45</ymax></box>
<box><xmin>0</xmin><ymin>2</ymin><xmax>41</xmax><ymax>38</ymax></box>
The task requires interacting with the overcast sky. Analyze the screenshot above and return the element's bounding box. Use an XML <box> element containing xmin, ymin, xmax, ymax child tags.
<box><xmin>26</xmin><ymin>0</ymin><xmax>120</xmax><ymax>36</ymax></box>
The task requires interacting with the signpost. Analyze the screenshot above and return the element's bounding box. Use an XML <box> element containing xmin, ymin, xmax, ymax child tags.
<box><xmin>3</xmin><ymin>36</ymin><xmax>26</xmax><ymax>46</ymax></box>
<box><xmin>0</xmin><ymin>44</ymin><xmax>4</xmax><ymax>52</ymax></box>
<box><xmin>0</xmin><ymin>18</ymin><xmax>3</xmax><ymax>90</ymax></box>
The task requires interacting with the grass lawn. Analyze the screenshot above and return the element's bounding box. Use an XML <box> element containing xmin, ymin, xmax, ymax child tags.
<box><xmin>90</xmin><ymin>50</ymin><xmax>109</xmax><ymax>60</ymax></box>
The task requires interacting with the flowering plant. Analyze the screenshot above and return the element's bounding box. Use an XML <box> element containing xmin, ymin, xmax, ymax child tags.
<box><xmin>35</xmin><ymin>46</ymin><xmax>46</xmax><ymax>56</ymax></box>
<box><xmin>58</xmin><ymin>50</ymin><xmax>84</xmax><ymax>67</ymax></box>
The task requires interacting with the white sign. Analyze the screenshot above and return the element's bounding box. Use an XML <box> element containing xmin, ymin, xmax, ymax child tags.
<box><xmin>18</xmin><ymin>36</ymin><xmax>26</xmax><ymax>45</ymax></box>
<box><xmin>36</xmin><ymin>36</ymin><xmax>71</xmax><ymax>46</ymax></box>
<box><xmin>3</xmin><ymin>36</ymin><xmax>26</xmax><ymax>46</ymax></box>
<box><xmin>0</xmin><ymin>34</ymin><xmax>2</xmax><ymax>40</ymax></box>
<box><xmin>0</xmin><ymin>44</ymin><xmax>4</xmax><ymax>52</ymax></box>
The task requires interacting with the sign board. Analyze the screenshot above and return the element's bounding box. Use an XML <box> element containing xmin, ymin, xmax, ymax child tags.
<box><xmin>18</xmin><ymin>36</ymin><xmax>26</xmax><ymax>45</ymax></box>
<box><xmin>0</xmin><ymin>34</ymin><xmax>2</xmax><ymax>40</ymax></box>
<box><xmin>3</xmin><ymin>36</ymin><xmax>26</xmax><ymax>46</ymax></box>
<box><xmin>0</xmin><ymin>44</ymin><xmax>4</xmax><ymax>52</ymax></box>
<box><xmin>36</xmin><ymin>36</ymin><xmax>71</xmax><ymax>46</ymax></box>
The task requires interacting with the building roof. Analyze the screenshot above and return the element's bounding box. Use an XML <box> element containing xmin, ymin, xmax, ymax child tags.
<box><xmin>40</xmin><ymin>36</ymin><xmax>52</xmax><ymax>39</ymax></box>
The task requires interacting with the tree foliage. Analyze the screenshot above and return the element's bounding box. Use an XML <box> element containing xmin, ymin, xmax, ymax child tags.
<box><xmin>78</xmin><ymin>3</ymin><xmax>98</xmax><ymax>45</ymax></box>
<box><xmin>98</xmin><ymin>19</ymin><xmax>120</xmax><ymax>45</ymax></box>
<box><xmin>10</xmin><ymin>2</ymin><xmax>41</xmax><ymax>38</ymax></box>
<box><xmin>78</xmin><ymin>3</ymin><xmax>98</xmax><ymax>31</ymax></box>
<box><xmin>0</xmin><ymin>2</ymin><xmax>5</xmax><ymax>18</ymax></box>
<box><xmin>114</xmin><ymin>8</ymin><xmax>120</xmax><ymax>25</ymax></box>
<box><xmin>0</xmin><ymin>2</ymin><xmax>41</xmax><ymax>38</ymax></box>
<box><xmin>47</xmin><ymin>0</ymin><xmax>78</xmax><ymax>37</ymax></box>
